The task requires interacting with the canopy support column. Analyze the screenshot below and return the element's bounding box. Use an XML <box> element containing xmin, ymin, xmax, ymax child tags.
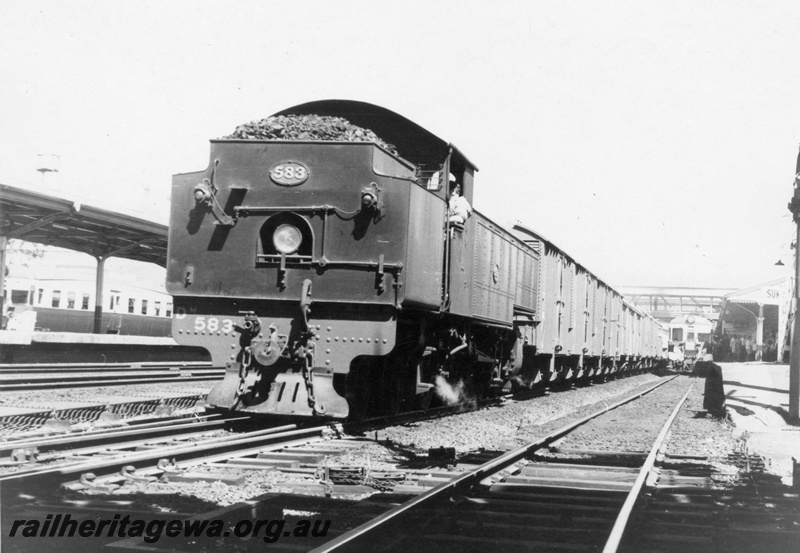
<box><xmin>787</xmin><ymin>144</ymin><xmax>800</xmax><ymax>423</ymax></box>
<box><xmin>756</xmin><ymin>303</ymin><xmax>764</xmax><ymax>360</ymax></box>
<box><xmin>93</xmin><ymin>256</ymin><xmax>106</xmax><ymax>334</ymax></box>
<box><xmin>0</xmin><ymin>236</ymin><xmax>7</xmax><ymax>326</ymax></box>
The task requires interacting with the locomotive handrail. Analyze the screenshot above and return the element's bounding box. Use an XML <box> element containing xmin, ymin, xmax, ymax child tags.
<box><xmin>256</xmin><ymin>254</ymin><xmax>403</xmax><ymax>272</ymax></box>
<box><xmin>235</xmin><ymin>204</ymin><xmax>361</xmax><ymax>219</ymax></box>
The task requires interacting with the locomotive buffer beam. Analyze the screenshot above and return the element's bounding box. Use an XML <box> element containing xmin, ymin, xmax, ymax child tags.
<box><xmin>264</xmin><ymin>366</ymin><xmax>348</xmax><ymax>419</ymax></box>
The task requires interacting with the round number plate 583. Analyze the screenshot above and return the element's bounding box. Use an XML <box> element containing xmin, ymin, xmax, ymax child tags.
<box><xmin>270</xmin><ymin>161</ymin><xmax>310</xmax><ymax>186</ymax></box>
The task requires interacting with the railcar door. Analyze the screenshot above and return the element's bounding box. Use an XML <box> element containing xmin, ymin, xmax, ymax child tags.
<box><xmin>106</xmin><ymin>290</ymin><xmax>122</xmax><ymax>334</ymax></box>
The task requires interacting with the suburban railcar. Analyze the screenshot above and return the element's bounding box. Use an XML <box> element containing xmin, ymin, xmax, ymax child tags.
<box><xmin>166</xmin><ymin>100</ymin><xmax>661</xmax><ymax>419</ymax></box>
<box><xmin>3</xmin><ymin>276</ymin><xmax>173</xmax><ymax>336</ymax></box>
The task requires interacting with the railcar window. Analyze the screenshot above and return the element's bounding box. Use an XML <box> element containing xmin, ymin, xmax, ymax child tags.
<box><xmin>141</xmin><ymin>299</ymin><xmax>148</xmax><ymax>315</ymax></box>
<box><xmin>128</xmin><ymin>298</ymin><xmax>135</xmax><ymax>314</ymax></box>
<box><xmin>10</xmin><ymin>290</ymin><xmax>28</xmax><ymax>305</ymax></box>
<box><xmin>67</xmin><ymin>292</ymin><xmax>76</xmax><ymax>309</ymax></box>
<box><xmin>52</xmin><ymin>290</ymin><xmax>61</xmax><ymax>308</ymax></box>
<box><xmin>82</xmin><ymin>294</ymin><xmax>90</xmax><ymax>310</ymax></box>
<box><xmin>154</xmin><ymin>301</ymin><xmax>161</xmax><ymax>316</ymax></box>
<box><xmin>671</xmin><ymin>328</ymin><xmax>684</xmax><ymax>342</ymax></box>
<box><xmin>166</xmin><ymin>303</ymin><xmax>173</xmax><ymax>317</ymax></box>
<box><xmin>37</xmin><ymin>288</ymin><xmax>44</xmax><ymax>305</ymax></box>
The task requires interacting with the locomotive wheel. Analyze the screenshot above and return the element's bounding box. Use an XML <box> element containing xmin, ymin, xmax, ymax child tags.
<box><xmin>385</xmin><ymin>368</ymin><xmax>403</xmax><ymax>415</ymax></box>
<box><xmin>416</xmin><ymin>388</ymin><xmax>434</xmax><ymax>410</ymax></box>
<box><xmin>414</xmin><ymin>351</ymin><xmax>438</xmax><ymax>410</ymax></box>
<box><xmin>346</xmin><ymin>365</ymin><xmax>371</xmax><ymax>420</ymax></box>
<box><xmin>382</xmin><ymin>361</ymin><xmax>409</xmax><ymax>416</ymax></box>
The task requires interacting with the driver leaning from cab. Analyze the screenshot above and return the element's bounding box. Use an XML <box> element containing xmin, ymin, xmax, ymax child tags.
<box><xmin>448</xmin><ymin>175</ymin><xmax>472</xmax><ymax>224</ymax></box>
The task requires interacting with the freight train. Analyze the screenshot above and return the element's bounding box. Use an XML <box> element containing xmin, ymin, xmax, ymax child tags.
<box><xmin>166</xmin><ymin>100</ymin><xmax>662</xmax><ymax>419</ymax></box>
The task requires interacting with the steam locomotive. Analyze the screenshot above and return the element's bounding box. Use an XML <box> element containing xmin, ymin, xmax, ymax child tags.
<box><xmin>166</xmin><ymin>100</ymin><xmax>661</xmax><ymax>419</ymax></box>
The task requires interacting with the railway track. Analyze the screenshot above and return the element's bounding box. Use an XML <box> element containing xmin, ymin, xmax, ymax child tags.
<box><xmin>304</xmin><ymin>376</ymin><xmax>685</xmax><ymax>552</ymax></box>
<box><xmin>0</xmin><ymin>399</ymin><xmax>488</xmax><ymax>486</ymax></box>
<box><xmin>0</xmin><ymin>361</ymin><xmax>224</xmax><ymax>391</ymax></box>
<box><xmin>5</xmin><ymin>374</ymin><xmax>796</xmax><ymax>552</ymax></box>
<box><xmin>298</xmin><ymin>376</ymin><xmax>797</xmax><ymax>553</ymax></box>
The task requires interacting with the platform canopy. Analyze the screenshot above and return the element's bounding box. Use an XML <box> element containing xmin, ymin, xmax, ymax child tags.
<box><xmin>0</xmin><ymin>182</ymin><xmax>167</xmax><ymax>266</ymax></box>
<box><xmin>0</xmin><ymin>182</ymin><xmax>169</xmax><ymax>332</ymax></box>
<box><xmin>718</xmin><ymin>277</ymin><xmax>791</xmax><ymax>357</ymax></box>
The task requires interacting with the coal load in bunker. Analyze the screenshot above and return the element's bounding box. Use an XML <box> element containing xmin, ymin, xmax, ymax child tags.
<box><xmin>167</xmin><ymin>99</ymin><xmax>662</xmax><ymax>420</ymax></box>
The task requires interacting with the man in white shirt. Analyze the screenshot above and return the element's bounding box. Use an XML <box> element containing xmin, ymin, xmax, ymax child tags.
<box><xmin>448</xmin><ymin>182</ymin><xmax>472</xmax><ymax>224</ymax></box>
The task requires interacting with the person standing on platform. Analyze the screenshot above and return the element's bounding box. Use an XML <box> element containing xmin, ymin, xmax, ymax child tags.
<box><xmin>719</xmin><ymin>332</ymin><xmax>730</xmax><ymax>361</ymax></box>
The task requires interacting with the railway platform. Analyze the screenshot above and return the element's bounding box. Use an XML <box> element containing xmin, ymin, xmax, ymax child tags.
<box><xmin>0</xmin><ymin>329</ymin><xmax>177</xmax><ymax>346</ymax></box>
<box><xmin>720</xmin><ymin>362</ymin><xmax>800</xmax><ymax>485</ymax></box>
<box><xmin>0</xmin><ymin>330</ymin><xmax>208</xmax><ymax>363</ymax></box>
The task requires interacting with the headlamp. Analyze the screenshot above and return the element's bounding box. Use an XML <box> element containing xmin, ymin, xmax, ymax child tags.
<box><xmin>273</xmin><ymin>224</ymin><xmax>302</xmax><ymax>254</ymax></box>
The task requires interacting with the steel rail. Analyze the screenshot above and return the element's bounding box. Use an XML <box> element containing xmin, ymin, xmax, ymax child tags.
<box><xmin>310</xmin><ymin>375</ymin><xmax>678</xmax><ymax>553</ymax></box>
<box><xmin>5</xmin><ymin>419</ymin><xmax>251</xmax><ymax>460</ymax></box>
<box><xmin>0</xmin><ymin>394</ymin><xmax>206</xmax><ymax>437</ymax></box>
<box><xmin>0</xmin><ymin>423</ymin><xmax>316</xmax><ymax>482</ymax></box>
<box><xmin>601</xmin><ymin>379</ymin><xmax>695</xmax><ymax>553</ymax></box>
<box><xmin>0</xmin><ymin>414</ymin><xmax>240</xmax><ymax>454</ymax></box>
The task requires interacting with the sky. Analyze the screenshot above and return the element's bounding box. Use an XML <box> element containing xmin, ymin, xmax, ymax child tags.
<box><xmin>2</xmin><ymin>0</ymin><xmax>800</xmax><ymax>290</ymax></box>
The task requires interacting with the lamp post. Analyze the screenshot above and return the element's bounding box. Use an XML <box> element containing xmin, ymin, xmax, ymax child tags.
<box><xmin>787</xmin><ymin>144</ymin><xmax>800</xmax><ymax>423</ymax></box>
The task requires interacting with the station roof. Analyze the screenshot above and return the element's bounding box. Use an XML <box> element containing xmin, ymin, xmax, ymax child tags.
<box><xmin>0</xmin><ymin>182</ymin><xmax>167</xmax><ymax>267</ymax></box>
<box><xmin>618</xmin><ymin>285</ymin><xmax>738</xmax><ymax>298</ymax></box>
<box><xmin>722</xmin><ymin>277</ymin><xmax>790</xmax><ymax>306</ymax></box>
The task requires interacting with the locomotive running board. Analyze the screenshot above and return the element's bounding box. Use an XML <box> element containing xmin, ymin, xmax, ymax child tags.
<box><xmin>264</xmin><ymin>368</ymin><xmax>349</xmax><ymax>419</ymax></box>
